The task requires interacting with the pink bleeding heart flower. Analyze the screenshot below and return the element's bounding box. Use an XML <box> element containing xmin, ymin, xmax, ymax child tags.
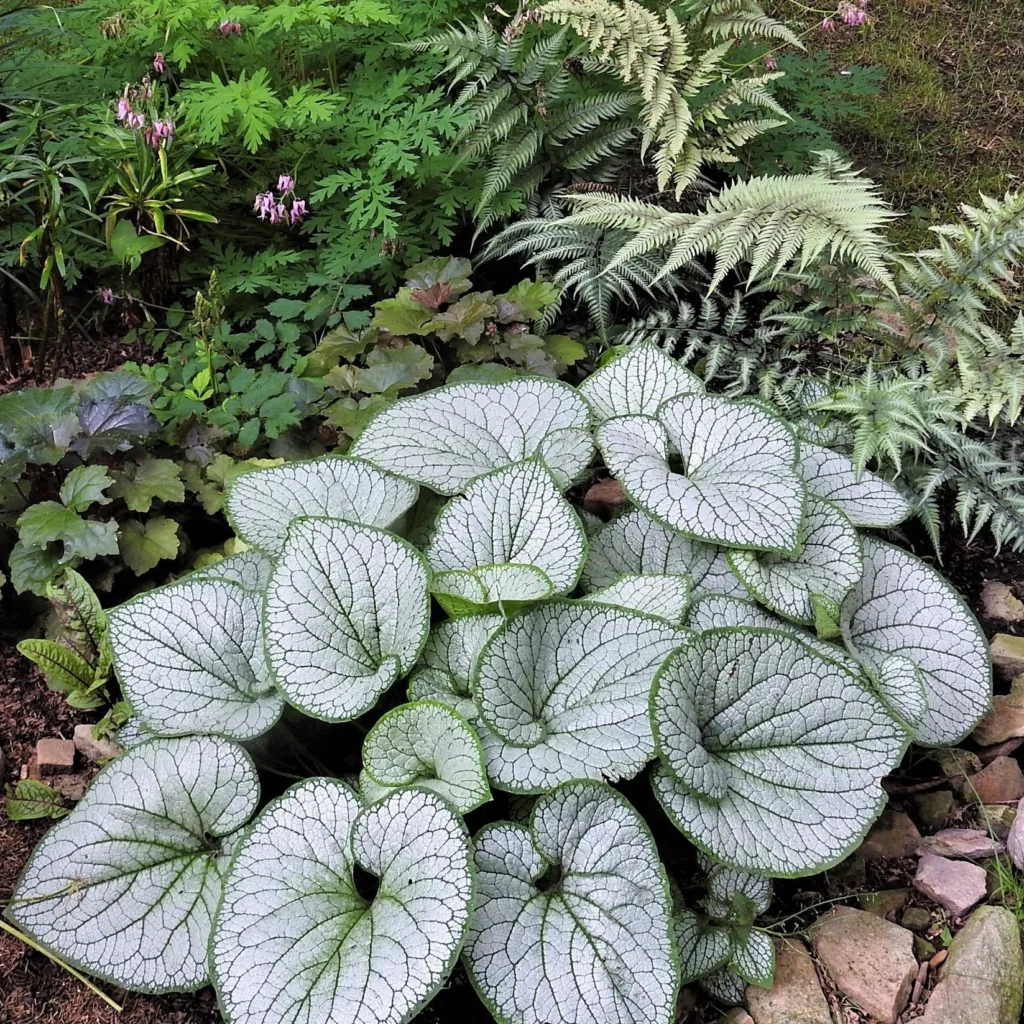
<box><xmin>153</xmin><ymin>52</ymin><xmax>166</xmax><ymax>74</ymax></box>
<box><xmin>289</xmin><ymin>198</ymin><xmax>308</xmax><ymax>225</ymax></box>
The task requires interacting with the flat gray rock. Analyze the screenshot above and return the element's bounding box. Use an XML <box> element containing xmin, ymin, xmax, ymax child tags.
<box><xmin>920</xmin><ymin>906</ymin><xmax>1024</xmax><ymax>1024</ymax></box>
<box><xmin>914</xmin><ymin>852</ymin><xmax>987</xmax><ymax>918</ymax></box>
<box><xmin>809</xmin><ymin>906</ymin><xmax>917</xmax><ymax>1024</ymax></box>
<box><xmin>746</xmin><ymin>937</ymin><xmax>831</xmax><ymax>1024</ymax></box>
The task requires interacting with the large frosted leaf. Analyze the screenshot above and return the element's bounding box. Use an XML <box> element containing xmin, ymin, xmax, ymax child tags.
<box><xmin>109</xmin><ymin>578</ymin><xmax>282</xmax><ymax>740</ymax></box>
<box><xmin>463</xmin><ymin>780</ymin><xmax>677</xmax><ymax>1024</ymax></box>
<box><xmin>350</xmin><ymin>379</ymin><xmax>594</xmax><ymax>493</ymax></box>
<box><xmin>7</xmin><ymin>736</ymin><xmax>258</xmax><ymax>993</ymax></box>
<box><xmin>265</xmin><ymin>518</ymin><xmax>430</xmax><ymax>722</ymax></box>
<box><xmin>840</xmin><ymin>537</ymin><xmax>991</xmax><ymax>745</ymax></box>
<box><xmin>579</xmin><ymin>343</ymin><xmax>702</xmax><ymax>423</ymax></box>
<box><xmin>731</xmin><ymin>930</ymin><xmax>774</xmax><ymax>986</ymax></box>
<box><xmin>212</xmin><ymin>780</ymin><xmax>472</xmax><ymax>1024</ymax></box>
<box><xmin>360</xmin><ymin>701</ymin><xmax>491</xmax><ymax>813</ymax></box>
<box><xmin>406</xmin><ymin>615</ymin><xmax>504</xmax><ymax>721</ymax></box>
<box><xmin>190</xmin><ymin>551</ymin><xmax>272</xmax><ymax>593</ymax></box>
<box><xmin>871</xmin><ymin>653</ymin><xmax>927</xmax><ymax>729</ymax></box>
<box><xmin>727</xmin><ymin>496</ymin><xmax>862</xmax><ymax>626</ymax></box>
<box><xmin>580</xmin><ymin>573</ymin><xmax>692</xmax><ymax>624</ymax></box>
<box><xmin>426</xmin><ymin>460</ymin><xmax>586</xmax><ymax>607</ymax></box>
<box><xmin>582</xmin><ymin>508</ymin><xmax>745</xmax><ymax>598</ymax></box>
<box><xmin>597</xmin><ymin>395</ymin><xmax>803</xmax><ymax>552</ymax></box>
<box><xmin>225</xmin><ymin>456</ymin><xmax>418</xmax><ymax>556</ymax></box>
<box><xmin>474</xmin><ymin>601</ymin><xmax>688</xmax><ymax>793</ymax></box>
<box><xmin>651</xmin><ymin>628</ymin><xmax>905</xmax><ymax>875</ymax></box>
<box><xmin>700</xmin><ymin>969</ymin><xmax>747</xmax><ymax>1005</ymax></box>
<box><xmin>798</xmin><ymin>443</ymin><xmax>912</xmax><ymax>528</ymax></box>
<box><xmin>686</xmin><ymin>595</ymin><xmax>863</xmax><ymax>675</ymax></box>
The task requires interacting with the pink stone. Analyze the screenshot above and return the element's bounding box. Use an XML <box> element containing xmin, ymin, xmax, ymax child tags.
<box><xmin>913</xmin><ymin>852</ymin><xmax>987</xmax><ymax>918</ymax></box>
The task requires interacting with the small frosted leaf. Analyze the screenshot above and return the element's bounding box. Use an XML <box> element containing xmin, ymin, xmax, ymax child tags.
<box><xmin>728</xmin><ymin>496</ymin><xmax>862</xmax><ymax>626</ymax></box>
<box><xmin>580</xmin><ymin>573</ymin><xmax>692</xmax><ymax>624</ymax></box>
<box><xmin>406</xmin><ymin>615</ymin><xmax>504</xmax><ymax>720</ymax></box>
<box><xmin>703</xmin><ymin>860</ymin><xmax>773</xmax><ymax>918</ymax></box>
<box><xmin>350</xmin><ymin>379</ymin><xmax>594</xmax><ymax>494</ymax></box>
<box><xmin>674</xmin><ymin>907</ymin><xmax>730</xmax><ymax>984</ymax></box>
<box><xmin>700</xmin><ymin>969</ymin><xmax>747</xmax><ymax>1005</ymax></box>
<box><xmin>841</xmin><ymin>537</ymin><xmax>991</xmax><ymax>745</ymax></box>
<box><xmin>189</xmin><ymin>551</ymin><xmax>272</xmax><ymax>593</ymax></box>
<box><xmin>652</xmin><ymin>628</ymin><xmax>905</xmax><ymax>875</ymax></box>
<box><xmin>109</xmin><ymin>579</ymin><xmax>282</xmax><ymax>740</ymax></box>
<box><xmin>730</xmin><ymin>930</ymin><xmax>774</xmax><ymax>986</ymax></box>
<box><xmin>212</xmin><ymin>781</ymin><xmax>472</xmax><ymax>1024</ymax></box>
<box><xmin>431</xmin><ymin>564</ymin><xmax>553</xmax><ymax>615</ymax></box>
<box><xmin>798</xmin><ymin>443</ymin><xmax>912</xmax><ymax>528</ymax></box>
<box><xmin>463</xmin><ymin>780</ymin><xmax>677</xmax><ymax>1024</ymax></box>
<box><xmin>361</xmin><ymin>701</ymin><xmax>490</xmax><ymax>813</ymax></box>
<box><xmin>265</xmin><ymin>518</ymin><xmax>430</xmax><ymax>722</ymax></box>
<box><xmin>872</xmin><ymin>653</ymin><xmax>927</xmax><ymax>728</ymax></box>
<box><xmin>598</xmin><ymin>395</ymin><xmax>803</xmax><ymax>552</ymax></box>
<box><xmin>582</xmin><ymin>508</ymin><xmax>745</xmax><ymax>598</ymax></box>
<box><xmin>8</xmin><ymin>736</ymin><xmax>258</xmax><ymax>993</ymax></box>
<box><xmin>475</xmin><ymin>602</ymin><xmax>688</xmax><ymax>792</ymax></box>
<box><xmin>226</xmin><ymin>455</ymin><xmax>418</xmax><ymax>555</ymax></box>
<box><xmin>579</xmin><ymin>343</ymin><xmax>702</xmax><ymax>423</ymax></box>
<box><xmin>426</xmin><ymin>460</ymin><xmax>585</xmax><ymax>604</ymax></box>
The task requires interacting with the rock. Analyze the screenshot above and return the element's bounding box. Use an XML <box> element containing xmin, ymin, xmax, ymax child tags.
<box><xmin>809</xmin><ymin>906</ymin><xmax>917</xmax><ymax>1024</ymax></box>
<box><xmin>1006</xmin><ymin>797</ymin><xmax>1024</xmax><ymax>870</ymax></box>
<box><xmin>919</xmin><ymin>906</ymin><xmax>1024</xmax><ymax>1024</ymax></box>
<box><xmin>918</xmin><ymin>828</ymin><xmax>1004</xmax><ymax>860</ymax></box>
<box><xmin>581</xmin><ymin>478</ymin><xmax>628</xmax><ymax>518</ymax></box>
<box><xmin>48</xmin><ymin>773</ymin><xmax>89</xmax><ymax>801</ymax></box>
<box><xmin>745</xmin><ymin>938</ymin><xmax>831</xmax><ymax>1024</ymax></box>
<box><xmin>856</xmin><ymin>810</ymin><xmax>921</xmax><ymax>860</ymax></box>
<box><xmin>73</xmin><ymin>724</ymin><xmax>122</xmax><ymax>763</ymax></box>
<box><xmin>35</xmin><ymin>738</ymin><xmax>75</xmax><ymax>776</ymax></box>
<box><xmin>961</xmin><ymin>756</ymin><xmax>1024</xmax><ymax>804</ymax></box>
<box><xmin>901</xmin><ymin>906</ymin><xmax>933</xmax><ymax>932</ymax></box>
<box><xmin>980</xmin><ymin>803</ymin><xmax>1017</xmax><ymax>839</ymax></box>
<box><xmin>927</xmin><ymin>747</ymin><xmax>982</xmax><ymax>778</ymax></box>
<box><xmin>972</xmin><ymin>676</ymin><xmax>1024</xmax><ymax>746</ymax></box>
<box><xmin>978</xmin><ymin>735</ymin><xmax>1024</xmax><ymax>764</ymax></box>
<box><xmin>858</xmin><ymin>888</ymin><xmax>910</xmax><ymax>918</ymax></box>
<box><xmin>723</xmin><ymin>1010</ymin><xmax>754</xmax><ymax>1024</ymax></box>
<box><xmin>914</xmin><ymin>790</ymin><xmax>955</xmax><ymax>829</ymax></box>
<box><xmin>990</xmin><ymin>633</ymin><xmax>1024</xmax><ymax>680</ymax></box>
<box><xmin>913</xmin><ymin>853</ymin><xmax>987</xmax><ymax>917</ymax></box>
<box><xmin>981</xmin><ymin>582</ymin><xmax>1024</xmax><ymax>622</ymax></box>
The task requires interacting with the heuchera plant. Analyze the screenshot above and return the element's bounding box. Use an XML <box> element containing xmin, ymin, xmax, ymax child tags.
<box><xmin>6</xmin><ymin>345</ymin><xmax>992</xmax><ymax>1024</ymax></box>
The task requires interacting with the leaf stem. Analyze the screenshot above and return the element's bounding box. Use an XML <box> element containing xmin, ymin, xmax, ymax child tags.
<box><xmin>0</xmin><ymin>918</ymin><xmax>124</xmax><ymax>1012</ymax></box>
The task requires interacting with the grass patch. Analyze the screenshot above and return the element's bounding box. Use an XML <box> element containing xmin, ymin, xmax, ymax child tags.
<box><xmin>778</xmin><ymin>0</ymin><xmax>1024</xmax><ymax>246</ymax></box>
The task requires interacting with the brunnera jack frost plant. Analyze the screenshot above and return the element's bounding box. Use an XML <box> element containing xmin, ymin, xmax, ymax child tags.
<box><xmin>7</xmin><ymin>351</ymin><xmax>992</xmax><ymax>1023</ymax></box>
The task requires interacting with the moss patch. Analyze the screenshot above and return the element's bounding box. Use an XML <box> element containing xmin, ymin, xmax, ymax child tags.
<box><xmin>778</xmin><ymin>0</ymin><xmax>1024</xmax><ymax>245</ymax></box>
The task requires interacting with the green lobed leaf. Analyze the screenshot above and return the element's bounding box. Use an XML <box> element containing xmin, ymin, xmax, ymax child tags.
<box><xmin>17</xmin><ymin>502</ymin><xmax>119</xmax><ymax>563</ymax></box>
<box><xmin>6</xmin><ymin>736</ymin><xmax>259</xmax><ymax>993</ymax></box>
<box><xmin>118</xmin><ymin>517</ymin><xmax>181</xmax><ymax>575</ymax></box>
<box><xmin>109</xmin><ymin>458</ymin><xmax>186</xmax><ymax>513</ymax></box>
<box><xmin>59</xmin><ymin>465</ymin><xmax>114</xmax><ymax>513</ymax></box>
<box><xmin>5</xmin><ymin>779</ymin><xmax>68</xmax><ymax>821</ymax></box>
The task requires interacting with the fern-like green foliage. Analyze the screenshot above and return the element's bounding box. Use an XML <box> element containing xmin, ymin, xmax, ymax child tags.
<box><xmin>414</xmin><ymin>0</ymin><xmax>803</xmax><ymax>227</ymax></box>
<box><xmin>540</xmin><ymin>0</ymin><xmax>797</xmax><ymax>194</ymax></box>
<box><xmin>554</xmin><ymin>152</ymin><xmax>897</xmax><ymax>291</ymax></box>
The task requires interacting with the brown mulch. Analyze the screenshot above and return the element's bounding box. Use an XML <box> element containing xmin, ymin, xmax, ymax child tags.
<box><xmin>0</xmin><ymin>640</ymin><xmax>221</xmax><ymax>1024</ymax></box>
